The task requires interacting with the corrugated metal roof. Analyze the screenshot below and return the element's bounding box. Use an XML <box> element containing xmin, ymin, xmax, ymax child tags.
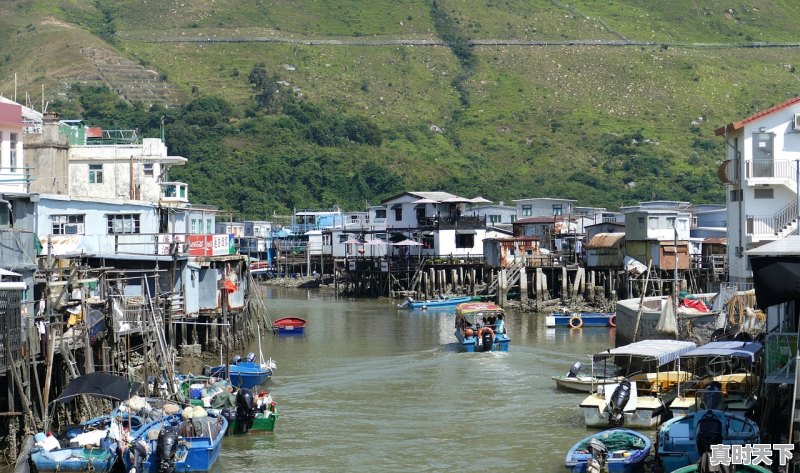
<box><xmin>703</xmin><ymin>237</ymin><xmax>727</xmax><ymax>245</ymax></box>
<box><xmin>587</xmin><ymin>233</ymin><xmax>624</xmax><ymax>248</ymax></box>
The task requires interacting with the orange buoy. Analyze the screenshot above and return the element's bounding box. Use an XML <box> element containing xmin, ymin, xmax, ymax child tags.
<box><xmin>608</xmin><ymin>315</ymin><xmax>617</xmax><ymax>327</ymax></box>
<box><xmin>568</xmin><ymin>315</ymin><xmax>583</xmax><ymax>329</ymax></box>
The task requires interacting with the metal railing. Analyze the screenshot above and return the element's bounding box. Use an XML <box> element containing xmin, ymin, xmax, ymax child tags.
<box><xmin>747</xmin><ymin>200</ymin><xmax>799</xmax><ymax>236</ymax></box>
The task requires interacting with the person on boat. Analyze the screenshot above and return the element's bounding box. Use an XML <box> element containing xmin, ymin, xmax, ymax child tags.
<box><xmin>256</xmin><ymin>390</ymin><xmax>275</xmax><ymax>413</ymax></box>
<box><xmin>494</xmin><ymin>314</ymin><xmax>506</xmax><ymax>335</ymax></box>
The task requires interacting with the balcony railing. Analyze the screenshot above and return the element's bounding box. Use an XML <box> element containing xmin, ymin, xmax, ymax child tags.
<box><xmin>417</xmin><ymin>216</ymin><xmax>486</xmax><ymax>230</ymax></box>
<box><xmin>747</xmin><ymin>159</ymin><xmax>798</xmax><ymax>182</ymax></box>
<box><xmin>747</xmin><ymin>200</ymin><xmax>799</xmax><ymax>237</ymax></box>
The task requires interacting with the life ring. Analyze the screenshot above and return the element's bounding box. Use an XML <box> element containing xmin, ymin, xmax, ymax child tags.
<box><xmin>608</xmin><ymin>315</ymin><xmax>617</xmax><ymax>327</ymax></box>
<box><xmin>568</xmin><ymin>315</ymin><xmax>583</xmax><ymax>329</ymax></box>
<box><xmin>478</xmin><ymin>326</ymin><xmax>495</xmax><ymax>337</ymax></box>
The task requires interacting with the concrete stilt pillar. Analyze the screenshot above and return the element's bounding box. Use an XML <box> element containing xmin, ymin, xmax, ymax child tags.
<box><xmin>451</xmin><ymin>269</ymin><xmax>458</xmax><ymax>293</ymax></box>
<box><xmin>498</xmin><ymin>268</ymin><xmax>507</xmax><ymax>306</ymax></box>
<box><xmin>561</xmin><ymin>267</ymin><xmax>568</xmax><ymax>299</ymax></box>
<box><xmin>470</xmin><ymin>269</ymin><xmax>477</xmax><ymax>295</ymax></box>
<box><xmin>519</xmin><ymin>267</ymin><xmax>528</xmax><ymax>301</ymax></box>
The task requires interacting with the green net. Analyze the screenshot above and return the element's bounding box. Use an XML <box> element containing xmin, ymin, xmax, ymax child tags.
<box><xmin>575</xmin><ymin>431</ymin><xmax>647</xmax><ymax>453</ymax></box>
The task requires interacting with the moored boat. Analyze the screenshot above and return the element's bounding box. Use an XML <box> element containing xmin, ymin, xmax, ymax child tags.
<box><xmin>669</xmin><ymin>463</ymin><xmax>770</xmax><ymax>473</ymax></box>
<box><xmin>546</xmin><ymin>312</ymin><xmax>616</xmax><ymax>328</ymax></box>
<box><xmin>453</xmin><ymin>302</ymin><xmax>509</xmax><ymax>352</ymax></box>
<box><xmin>565</xmin><ymin>428</ymin><xmax>651</xmax><ymax>473</ymax></box>
<box><xmin>657</xmin><ymin>409</ymin><xmax>759</xmax><ymax>472</ymax></box>
<box><xmin>400</xmin><ymin>295</ymin><xmax>472</xmax><ymax>309</ymax></box>
<box><xmin>272</xmin><ymin>316</ymin><xmax>307</xmax><ymax>334</ymax></box>
<box><xmin>579</xmin><ymin>339</ymin><xmax>696</xmax><ymax>429</ymax></box>
<box><xmin>122</xmin><ymin>406</ymin><xmax>228</xmax><ymax>473</ymax></box>
<box><xmin>29</xmin><ymin>373</ymin><xmax>143</xmax><ymax>473</ymax></box>
<box><xmin>668</xmin><ymin>340</ymin><xmax>762</xmax><ymax>418</ymax></box>
<box><xmin>205</xmin><ymin>352</ymin><xmax>275</xmax><ymax>389</ymax></box>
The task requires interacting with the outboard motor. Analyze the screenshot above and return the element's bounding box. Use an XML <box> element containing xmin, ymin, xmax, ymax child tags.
<box><xmin>695</xmin><ymin>410</ymin><xmax>723</xmax><ymax>456</ymax></box>
<box><xmin>608</xmin><ymin>379</ymin><xmax>632</xmax><ymax>426</ymax></box>
<box><xmin>481</xmin><ymin>329</ymin><xmax>494</xmax><ymax>352</ymax></box>
<box><xmin>701</xmin><ymin>381</ymin><xmax>723</xmax><ymax>411</ymax></box>
<box><xmin>129</xmin><ymin>439</ymin><xmax>149</xmax><ymax>473</ymax></box>
<box><xmin>156</xmin><ymin>426</ymin><xmax>180</xmax><ymax>473</ymax></box>
<box><xmin>220</xmin><ymin>407</ymin><xmax>237</xmax><ymax>436</ymax></box>
<box><xmin>586</xmin><ymin>438</ymin><xmax>608</xmax><ymax>473</ymax></box>
<box><xmin>567</xmin><ymin>361</ymin><xmax>582</xmax><ymax>378</ymax></box>
<box><xmin>201</xmin><ymin>365</ymin><xmax>211</xmax><ymax>376</ymax></box>
<box><xmin>245</xmin><ymin>352</ymin><xmax>256</xmax><ymax>363</ymax></box>
<box><xmin>229</xmin><ymin>355</ymin><xmax>242</xmax><ymax>365</ymax></box>
<box><xmin>235</xmin><ymin>388</ymin><xmax>256</xmax><ymax>434</ymax></box>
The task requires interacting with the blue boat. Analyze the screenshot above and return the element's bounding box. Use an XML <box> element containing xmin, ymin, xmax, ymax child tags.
<box><xmin>29</xmin><ymin>373</ymin><xmax>142</xmax><ymax>473</ymax></box>
<box><xmin>122</xmin><ymin>407</ymin><xmax>228</xmax><ymax>473</ymax></box>
<box><xmin>657</xmin><ymin>409</ymin><xmax>759</xmax><ymax>472</ymax></box>
<box><xmin>546</xmin><ymin>312</ymin><xmax>616</xmax><ymax>328</ymax></box>
<box><xmin>400</xmin><ymin>295</ymin><xmax>472</xmax><ymax>309</ymax></box>
<box><xmin>565</xmin><ymin>428</ymin><xmax>651</xmax><ymax>473</ymax></box>
<box><xmin>453</xmin><ymin>302</ymin><xmax>510</xmax><ymax>352</ymax></box>
<box><xmin>205</xmin><ymin>353</ymin><xmax>275</xmax><ymax>389</ymax></box>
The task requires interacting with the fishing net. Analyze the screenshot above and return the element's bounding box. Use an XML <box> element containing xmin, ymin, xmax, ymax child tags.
<box><xmin>574</xmin><ymin>431</ymin><xmax>647</xmax><ymax>453</ymax></box>
<box><xmin>656</xmin><ymin>296</ymin><xmax>678</xmax><ymax>336</ymax></box>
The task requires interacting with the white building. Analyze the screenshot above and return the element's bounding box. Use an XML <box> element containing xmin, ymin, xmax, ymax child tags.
<box><xmin>0</xmin><ymin>100</ymin><xmax>28</xmax><ymax>195</ymax></box>
<box><xmin>512</xmin><ymin>197</ymin><xmax>577</xmax><ymax>218</ymax></box>
<box><xmin>716</xmin><ymin>96</ymin><xmax>800</xmax><ymax>285</ymax></box>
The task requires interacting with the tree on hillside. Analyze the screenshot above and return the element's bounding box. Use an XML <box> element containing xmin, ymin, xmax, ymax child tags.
<box><xmin>248</xmin><ymin>64</ymin><xmax>286</xmax><ymax>113</ymax></box>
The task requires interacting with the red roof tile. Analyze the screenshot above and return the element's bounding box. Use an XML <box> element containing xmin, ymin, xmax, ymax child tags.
<box><xmin>715</xmin><ymin>95</ymin><xmax>800</xmax><ymax>136</ymax></box>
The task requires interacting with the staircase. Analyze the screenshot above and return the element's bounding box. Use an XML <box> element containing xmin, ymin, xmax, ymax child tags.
<box><xmin>484</xmin><ymin>259</ymin><xmax>526</xmax><ymax>295</ymax></box>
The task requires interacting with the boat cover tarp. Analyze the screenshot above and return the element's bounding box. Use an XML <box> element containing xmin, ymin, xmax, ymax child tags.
<box><xmin>595</xmin><ymin>340</ymin><xmax>696</xmax><ymax>366</ymax></box>
<box><xmin>574</xmin><ymin>429</ymin><xmax>648</xmax><ymax>453</ymax></box>
<box><xmin>682</xmin><ymin>341</ymin><xmax>763</xmax><ymax>362</ymax></box>
<box><xmin>55</xmin><ymin>372</ymin><xmax>140</xmax><ymax>404</ymax></box>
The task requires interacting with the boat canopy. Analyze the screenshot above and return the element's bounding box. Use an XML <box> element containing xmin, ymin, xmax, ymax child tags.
<box><xmin>594</xmin><ymin>340</ymin><xmax>697</xmax><ymax>366</ymax></box>
<box><xmin>55</xmin><ymin>372</ymin><xmax>141</xmax><ymax>404</ymax></box>
<box><xmin>681</xmin><ymin>341</ymin><xmax>763</xmax><ymax>362</ymax></box>
<box><xmin>456</xmin><ymin>302</ymin><xmax>503</xmax><ymax>316</ymax></box>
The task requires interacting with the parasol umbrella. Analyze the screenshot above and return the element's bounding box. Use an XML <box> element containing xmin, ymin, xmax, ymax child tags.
<box><xmin>391</xmin><ymin>239</ymin><xmax>421</xmax><ymax>246</ymax></box>
<box><xmin>342</xmin><ymin>238</ymin><xmax>363</xmax><ymax>245</ymax></box>
<box><xmin>469</xmin><ymin>196</ymin><xmax>492</xmax><ymax>203</ymax></box>
<box><xmin>439</xmin><ymin>196</ymin><xmax>472</xmax><ymax>204</ymax></box>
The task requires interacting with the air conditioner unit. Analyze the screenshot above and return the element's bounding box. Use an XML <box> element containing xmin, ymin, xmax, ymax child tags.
<box><xmin>64</xmin><ymin>223</ymin><xmax>84</xmax><ymax>235</ymax></box>
<box><xmin>793</xmin><ymin>113</ymin><xmax>800</xmax><ymax>130</ymax></box>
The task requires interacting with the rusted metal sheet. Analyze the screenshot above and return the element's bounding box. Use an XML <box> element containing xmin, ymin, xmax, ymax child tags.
<box><xmin>587</xmin><ymin>233</ymin><xmax>624</xmax><ymax>249</ymax></box>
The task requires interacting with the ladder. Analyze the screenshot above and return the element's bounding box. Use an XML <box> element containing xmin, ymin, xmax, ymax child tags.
<box><xmin>145</xmin><ymin>283</ymin><xmax>177</xmax><ymax>396</ymax></box>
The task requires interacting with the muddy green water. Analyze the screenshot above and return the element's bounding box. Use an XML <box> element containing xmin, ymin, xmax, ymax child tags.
<box><xmin>199</xmin><ymin>287</ymin><xmax>619</xmax><ymax>472</ymax></box>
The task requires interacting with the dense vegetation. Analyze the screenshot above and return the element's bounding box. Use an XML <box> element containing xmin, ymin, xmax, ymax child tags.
<box><xmin>4</xmin><ymin>1</ymin><xmax>800</xmax><ymax>217</ymax></box>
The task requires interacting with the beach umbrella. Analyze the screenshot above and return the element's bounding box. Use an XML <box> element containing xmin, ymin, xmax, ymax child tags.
<box><xmin>470</xmin><ymin>196</ymin><xmax>492</xmax><ymax>203</ymax></box>
<box><xmin>391</xmin><ymin>239</ymin><xmax>421</xmax><ymax>246</ymax></box>
<box><xmin>342</xmin><ymin>238</ymin><xmax>363</xmax><ymax>245</ymax></box>
<box><xmin>412</xmin><ymin>198</ymin><xmax>440</xmax><ymax>204</ymax></box>
<box><xmin>439</xmin><ymin>196</ymin><xmax>471</xmax><ymax>203</ymax></box>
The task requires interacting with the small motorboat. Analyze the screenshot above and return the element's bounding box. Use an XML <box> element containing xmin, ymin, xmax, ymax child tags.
<box><xmin>657</xmin><ymin>408</ymin><xmax>760</xmax><ymax>472</ymax></box>
<box><xmin>400</xmin><ymin>295</ymin><xmax>472</xmax><ymax>309</ymax></box>
<box><xmin>205</xmin><ymin>352</ymin><xmax>275</xmax><ymax>389</ymax></box>
<box><xmin>546</xmin><ymin>312</ymin><xmax>616</xmax><ymax>328</ymax></box>
<box><xmin>453</xmin><ymin>302</ymin><xmax>510</xmax><ymax>352</ymax></box>
<box><xmin>552</xmin><ymin>360</ymin><xmax>624</xmax><ymax>393</ymax></box>
<box><xmin>122</xmin><ymin>406</ymin><xmax>227</xmax><ymax>473</ymax></box>
<box><xmin>670</xmin><ymin>463</ymin><xmax>770</xmax><ymax>473</ymax></box>
<box><xmin>272</xmin><ymin>316</ymin><xmax>307</xmax><ymax>334</ymax></box>
<box><xmin>565</xmin><ymin>428</ymin><xmax>651</xmax><ymax>473</ymax></box>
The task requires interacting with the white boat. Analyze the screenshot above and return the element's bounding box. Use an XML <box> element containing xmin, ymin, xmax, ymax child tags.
<box><xmin>579</xmin><ymin>339</ymin><xmax>696</xmax><ymax>429</ymax></box>
<box><xmin>552</xmin><ymin>358</ymin><xmax>624</xmax><ymax>393</ymax></box>
<box><xmin>668</xmin><ymin>340</ymin><xmax>762</xmax><ymax>418</ymax></box>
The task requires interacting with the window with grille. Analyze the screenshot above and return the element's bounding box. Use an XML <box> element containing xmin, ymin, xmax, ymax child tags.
<box><xmin>107</xmin><ymin>214</ymin><xmax>140</xmax><ymax>234</ymax></box>
<box><xmin>89</xmin><ymin>164</ymin><xmax>103</xmax><ymax>183</ymax></box>
<box><xmin>522</xmin><ymin>205</ymin><xmax>532</xmax><ymax>217</ymax></box>
<box><xmin>52</xmin><ymin>215</ymin><xmax>85</xmax><ymax>235</ymax></box>
<box><xmin>9</xmin><ymin>133</ymin><xmax>17</xmax><ymax>172</ymax></box>
<box><xmin>143</xmin><ymin>163</ymin><xmax>154</xmax><ymax>177</ymax></box>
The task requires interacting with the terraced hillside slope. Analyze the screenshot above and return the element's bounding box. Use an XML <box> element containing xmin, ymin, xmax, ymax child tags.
<box><xmin>2</xmin><ymin>0</ymin><xmax>800</xmax><ymax>214</ymax></box>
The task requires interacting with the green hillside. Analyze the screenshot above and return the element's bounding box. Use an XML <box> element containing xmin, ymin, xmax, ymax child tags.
<box><xmin>3</xmin><ymin>0</ymin><xmax>800</xmax><ymax>216</ymax></box>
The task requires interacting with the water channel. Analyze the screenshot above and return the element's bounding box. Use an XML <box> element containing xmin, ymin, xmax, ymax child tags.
<box><xmin>191</xmin><ymin>286</ymin><xmax>621</xmax><ymax>472</ymax></box>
